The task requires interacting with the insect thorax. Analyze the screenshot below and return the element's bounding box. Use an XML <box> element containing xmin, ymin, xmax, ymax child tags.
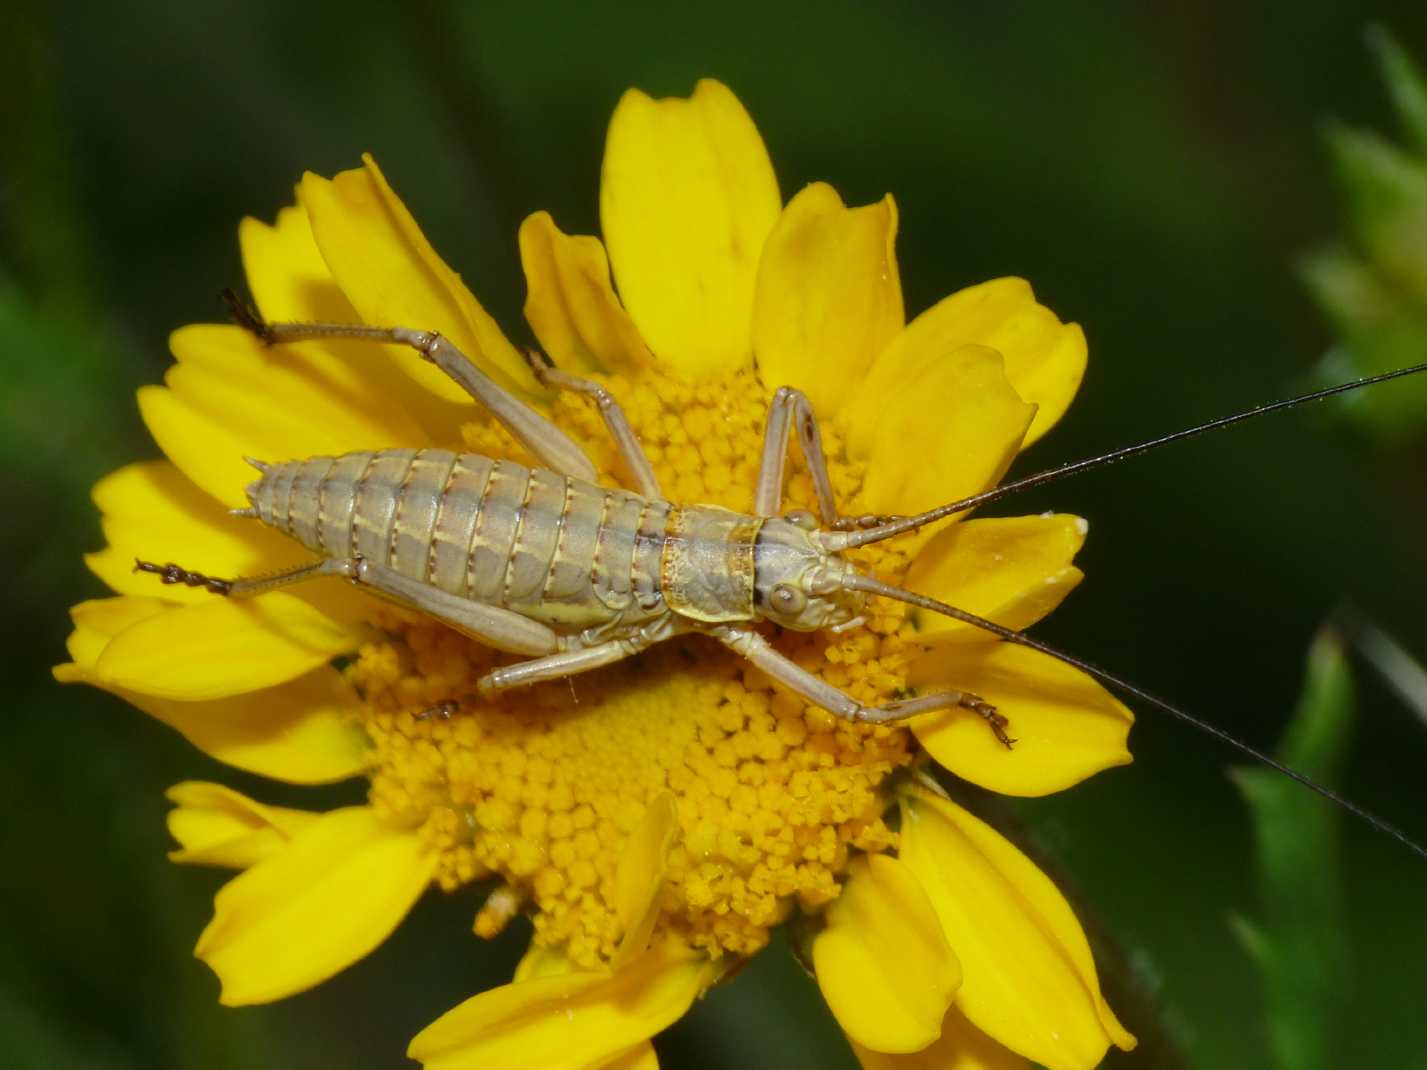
<box><xmin>659</xmin><ymin>506</ymin><xmax>764</xmax><ymax>623</ymax></box>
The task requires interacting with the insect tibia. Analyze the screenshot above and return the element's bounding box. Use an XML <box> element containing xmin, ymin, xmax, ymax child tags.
<box><xmin>132</xmin><ymin>558</ymin><xmax>233</xmax><ymax>595</ymax></box>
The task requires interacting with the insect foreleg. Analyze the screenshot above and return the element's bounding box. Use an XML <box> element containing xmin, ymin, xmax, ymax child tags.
<box><xmin>223</xmin><ymin>292</ymin><xmax>599</xmax><ymax>482</ymax></box>
<box><xmin>713</xmin><ymin>625</ymin><xmax>1014</xmax><ymax>745</ymax></box>
<box><xmin>519</xmin><ymin>348</ymin><xmax>662</xmax><ymax>498</ymax></box>
<box><xmin>755</xmin><ymin>386</ymin><xmax>840</xmax><ymax>523</ymax></box>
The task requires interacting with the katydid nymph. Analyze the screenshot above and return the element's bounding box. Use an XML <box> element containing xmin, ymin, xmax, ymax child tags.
<box><xmin>133</xmin><ymin>291</ymin><xmax>1427</xmax><ymax>861</ymax></box>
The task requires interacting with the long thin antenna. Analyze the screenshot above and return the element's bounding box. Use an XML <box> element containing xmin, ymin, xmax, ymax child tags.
<box><xmin>828</xmin><ymin>360</ymin><xmax>1427</xmax><ymax>550</ymax></box>
<box><xmin>842</xmin><ymin>572</ymin><xmax>1427</xmax><ymax>862</ymax></box>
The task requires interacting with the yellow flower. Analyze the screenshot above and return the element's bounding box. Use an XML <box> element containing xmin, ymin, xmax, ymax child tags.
<box><xmin>56</xmin><ymin>79</ymin><xmax>1137</xmax><ymax>1068</ymax></box>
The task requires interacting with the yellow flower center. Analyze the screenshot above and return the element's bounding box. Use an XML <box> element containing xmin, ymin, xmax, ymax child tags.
<box><xmin>350</xmin><ymin>366</ymin><xmax>924</xmax><ymax>967</ymax></box>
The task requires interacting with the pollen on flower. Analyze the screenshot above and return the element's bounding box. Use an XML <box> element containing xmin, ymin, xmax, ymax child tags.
<box><xmin>348</xmin><ymin>365</ymin><xmax>928</xmax><ymax>968</ymax></box>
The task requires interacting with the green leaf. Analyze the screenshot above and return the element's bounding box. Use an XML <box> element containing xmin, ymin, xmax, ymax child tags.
<box><xmin>1323</xmin><ymin>122</ymin><xmax>1427</xmax><ymax>301</ymax></box>
<box><xmin>1303</xmin><ymin>33</ymin><xmax>1427</xmax><ymax>441</ymax></box>
<box><xmin>1230</xmin><ymin>629</ymin><xmax>1353</xmax><ymax>1070</ymax></box>
<box><xmin>1367</xmin><ymin>25</ymin><xmax>1427</xmax><ymax>158</ymax></box>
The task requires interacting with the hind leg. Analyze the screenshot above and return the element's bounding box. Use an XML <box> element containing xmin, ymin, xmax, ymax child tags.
<box><xmin>224</xmin><ymin>292</ymin><xmax>600</xmax><ymax>482</ymax></box>
<box><xmin>135</xmin><ymin>556</ymin><xmax>561</xmax><ymax>657</ymax></box>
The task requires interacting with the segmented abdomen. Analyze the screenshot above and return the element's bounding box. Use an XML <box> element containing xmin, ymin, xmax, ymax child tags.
<box><xmin>247</xmin><ymin>448</ymin><xmax>670</xmax><ymax>631</ymax></box>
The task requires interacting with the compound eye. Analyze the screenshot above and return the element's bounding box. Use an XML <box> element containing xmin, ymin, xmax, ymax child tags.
<box><xmin>783</xmin><ymin>509</ymin><xmax>817</xmax><ymax>531</ymax></box>
<box><xmin>770</xmin><ymin>584</ymin><xmax>807</xmax><ymax>616</ymax></box>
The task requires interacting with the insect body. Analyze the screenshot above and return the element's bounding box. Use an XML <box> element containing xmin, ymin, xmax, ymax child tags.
<box><xmin>141</xmin><ymin>301</ymin><xmax>1007</xmax><ymax>736</ymax></box>
<box><xmin>136</xmin><ymin>298</ymin><xmax>1427</xmax><ymax>852</ymax></box>
<box><xmin>242</xmin><ymin>448</ymin><xmax>861</xmax><ymax>646</ymax></box>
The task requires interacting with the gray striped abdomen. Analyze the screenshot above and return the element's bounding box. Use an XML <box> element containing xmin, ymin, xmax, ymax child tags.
<box><xmin>246</xmin><ymin>448</ymin><xmax>669</xmax><ymax>632</ymax></box>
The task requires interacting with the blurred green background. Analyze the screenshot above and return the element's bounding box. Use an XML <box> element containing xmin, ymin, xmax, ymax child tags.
<box><xmin>3</xmin><ymin>2</ymin><xmax>1427</xmax><ymax>1067</ymax></box>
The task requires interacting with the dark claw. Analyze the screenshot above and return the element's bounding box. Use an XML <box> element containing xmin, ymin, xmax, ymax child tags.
<box><xmin>133</xmin><ymin>558</ymin><xmax>233</xmax><ymax>596</ymax></box>
<box><xmin>415</xmin><ymin>700</ymin><xmax>460</xmax><ymax>722</ymax></box>
<box><xmin>220</xmin><ymin>288</ymin><xmax>274</xmax><ymax>344</ymax></box>
<box><xmin>964</xmin><ymin>696</ymin><xmax>1016</xmax><ymax>750</ymax></box>
<box><xmin>520</xmin><ymin>346</ymin><xmax>557</xmax><ymax>387</ymax></box>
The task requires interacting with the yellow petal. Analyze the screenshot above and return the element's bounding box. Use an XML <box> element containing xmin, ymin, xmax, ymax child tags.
<box><xmin>132</xmin><ymin>670</ymin><xmax>366</xmax><ymax>784</ymax></box>
<box><xmin>752</xmin><ymin>183</ymin><xmax>903</xmax><ymax>415</ymax></box>
<box><xmin>166</xmin><ymin>781</ymin><xmax>322</xmax><ymax>868</ymax></box>
<box><xmin>57</xmin><ymin>599</ymin><xmax>168</xmax><ymax>673</ymax></box>
<box><xmin>596</xmin><ymin>1045</ymin><xmax>659</xmax><ymax>1070</ymax></box>
<box><xmin>612</xmin><ymin>792</ymin><xmax>678</xmax><ymax>966</ymax></box>
<box><xmin>902</xmin><ymin>515</ymin><xmax>1087</xmax><ymax>644</ymax></box>
<box><xmin>158</xmin><ymin>355</ymin><xmax>383</xmax><ymax>500</ymax></box>
<box><xmin>197</xmin><ymin>806</ymin><xmax>435</xmax><ymax>1005</ymax></box>
<box><xmin>56</xmin><ymin>599</ymin><xmax>368</xmax><ymax>783</ymax></box>
<box><xmin>514</xmin><ymin>942</ymin><xmax>576</xmax><ymax>982</ymax></box>
<box><xmin>851</xmin><ymin>1007</ymin><xmax>1033</xmax><ymax>1069</ymax></box>
<box><xmin>954</xmin><ymin>279</ymin><xmax>1085</xmax><ymax>448</ymax></box>
<box><xmin>57</xmin><ymin>595</ymin><xmax>170</xmax><ymax>667</ymax></box>
<box><xmin>138</xmin><ymin>383</ymin><xmax>272</xmax><ymax>508</ymax></box>
<box><xmin>408</xmin><ymin>940</ymin><xmax>716</xmax><ymax>1070</ymax></box>
<box><xmin>812</xmin><ymin>854</ymin><xmax>962</xmax><ymax>1054</ymax></box>
<box><xmin>170</xmin><ymin>323</ymin><xmax>433</xmax><ymax>449</ymax></box>
<box><xmin>845</xmin><ymin>278</ymin><xmax>1082</xmax><ymax>455</ymax></box>
<box><xmin>512</xmin><ymin>945</ymin><xmax>662</xmax><ymax>1069</ymax></box>
<box><xmin>239</xmin><ymin>204</ymin><xmax>358</xmax><ymax>324</ymax></box>
<box><xmin>300</xmin><ymin>155</ymin><xmax>534</xmax><ymax>398</ymax></box>
<box><xmin>239</xmin><ymin>206</ymin><xmax>472</xmax><ymax>442</ymax></box>
<box><xmin>601</xmin><ymin>79</ymin><xmax>780</xmax><ymax>377</ymax></box>
<box><xmin>165</xmin><ymin>332</ymin><xmax>417</xmax><ymax>466</ymax></box>
<box><xmin>519</xmin><ymin>211</ymin><xmax>651</xmax><ymax>375</ymax></box>
<box><xmin>898</xmin><ymin>787</ymin><xmax>1136</xmax><ymax>1069</ymax></box>
<box><xmin>858</xmin><ymin>344</ymin><xmax>1035</xmax><ymax>518</ymax></box>
<box><xmin>909</xmin><ymin>643</ymin><xmax>1133</xmax><ymax>796</ymax></box>
<box><xmin>91</xmin><ymin>591</ymin><xmax>360</xmax><ymax>701</ymax></box>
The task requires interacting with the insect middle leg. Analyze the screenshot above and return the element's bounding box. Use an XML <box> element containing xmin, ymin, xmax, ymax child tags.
<box><xmin>754</xmin><ymin>386</ymin><xmax>840</xmax><ymax>523</ymax></box>
<box><xmin>223</xmin><ymin>292</ymin><xmax>599</xmax><ymax>482</ymax></box>
<box><xmin>753</xmin><ymin>385</ymin><xmax>923</xmax><ymax>532</ymax></box>
<box><xmin>473</xmin><ymin>629</ymin><xmax>662</xmax><ymax>698</ymax></box>
<box><xmin>714</xmin><ymin>625</ymin><xmax>1015</xmax><ymax>746</ymax></box>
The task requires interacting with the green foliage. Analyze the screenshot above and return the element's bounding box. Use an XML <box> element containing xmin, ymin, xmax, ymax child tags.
<box><xmin>1373</xmin><ymin>25</ymin><xmax>1427</xmax><ymax>154</ymax></box>
<box><xmin>1230</xmin><ymin>631</ymin><xmax>1354</xmax><ymax>1070</ymax></box>
<box><xmin>1303</xmin><ymin>29</ymin><xmax>1427</xmax><ymax>440</ymax></box>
